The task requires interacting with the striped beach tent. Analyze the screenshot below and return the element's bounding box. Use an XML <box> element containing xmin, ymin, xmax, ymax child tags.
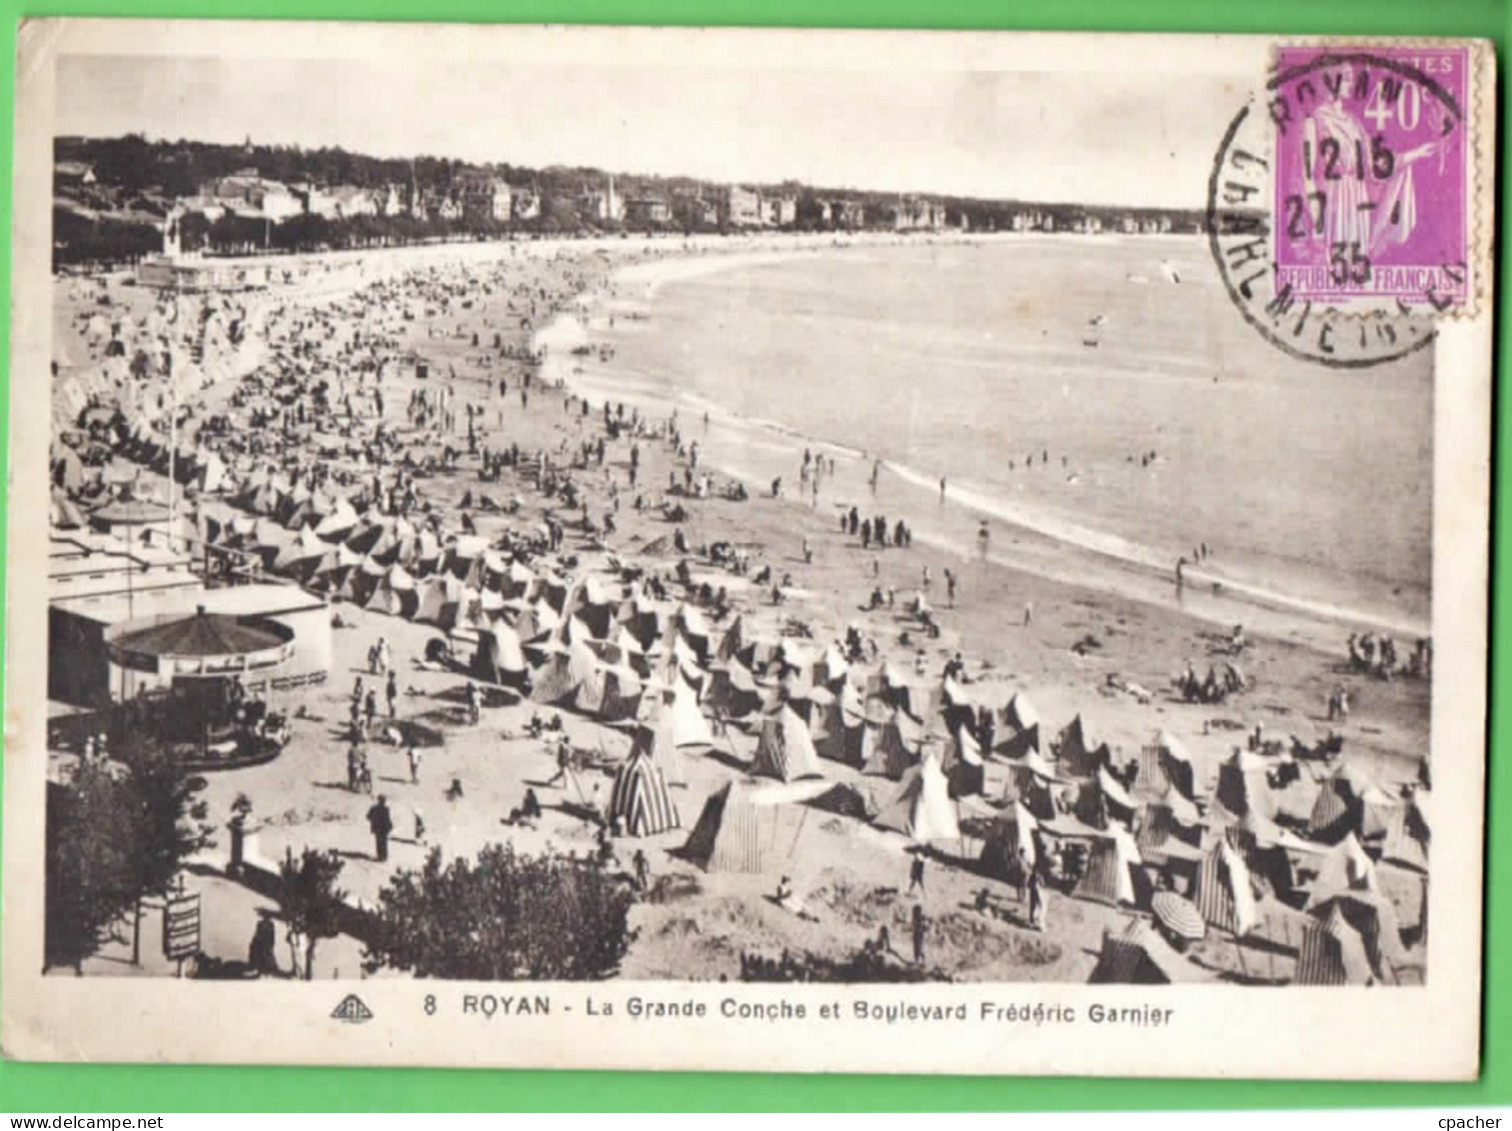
<box><xmin>751</xmin><ymin>704</ymin><xmax>824</xmax><ymax>782</ymax></box>
<box><xmin>682</xmin><ymin>782</ymin><xmax>767</xmax><ymax>873</ymax></box>
<box><xmin>608</xmin><ymin>753</ymin><xmax>680</xmax><ymax>838</ymax></box>
<box><xmin>1195</xmin><ymin>839</ymin><xmax>1258</xmax><ymax>935</ymax></box>
<box><xmin>1074</xmin><ymin>827</ymin><xmax>1143</xmax><ymax>906</ymax></box>
<box><xmin>1295</xmin><ymin>907</ymin><xmax>1375</xmax><ymax>985</ymax></box>
<box><xmin>1088</xmin><ymin>921</ymin><xmax>1200</xmax><ymax>985</ymax></box>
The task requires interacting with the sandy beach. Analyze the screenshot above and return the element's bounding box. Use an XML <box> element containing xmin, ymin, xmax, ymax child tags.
<box><xmin>52</xmin><ymin>230</ymin><xmax>1431</xmax><ymax>986</ymax></box>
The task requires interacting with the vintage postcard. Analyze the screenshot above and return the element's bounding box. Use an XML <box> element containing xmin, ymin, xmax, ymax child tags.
<box><xmin>3</xmin><ymin>20</ymin><xmax>1494</xmax><ymax>1078</ymax></box>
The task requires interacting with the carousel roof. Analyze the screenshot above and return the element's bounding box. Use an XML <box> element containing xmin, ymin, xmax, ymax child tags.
<box><xmin>105</xmin><ymin>605</ymin><xmax>295</xmax><ymax>675</ymax></box>
<box><xmin>91</xmin><ymin>498</ymin><xmax>171</xmax><ymax>525</ymax></box>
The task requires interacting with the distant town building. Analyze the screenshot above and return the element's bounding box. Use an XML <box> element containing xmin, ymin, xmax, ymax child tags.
<box><xmin>290</xmin><ymin>183</ymin><xmax>340</xmax><ymax>219</ymax></box>
<box><xmin>762</xmin><ymin>195</ymin><xmax>797</xmax><ymax>228</ymax></box>
<box><xmin>511</xmin><ymin>186</ymin><xmax>542</xmax><ymax>223</ymax></box>
<box><xmin>198</xmin><ymin>169</ymin><xmax>303</xmax><ymax>222</ymax></box>
<box><xmin>575</xmin><ymin>175</ymin><xmax>624</xmax><ymax>224</ymax></box>
<box><xmin>829</xmin><ymin>200</ymin><xmax>864</xmax><ymax>230</ymax></box>
<box><xmin>672</xmin><ymin>194</ymin><xmax>719</xmax><ymax>228</ymax></box>
<box><xmin>623</xmin><ymin>197</ymin><xmax>671</xmax><ymax>226</ymax></box>
<box><xmin>720</xmin><ymin>185</ymin><xmax>763</xmax><ymax>228</ymax></box>
<box><xmin>455</xmin><ymin>171</ymin><xmax>513</xmax><ymax>224</ymax></box>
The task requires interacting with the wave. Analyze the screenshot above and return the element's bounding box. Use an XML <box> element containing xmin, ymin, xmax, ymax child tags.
<box><xmin>535</xmin><ymin>246</ymin><xmax>1430</xmax><ymax>644</ymax></box>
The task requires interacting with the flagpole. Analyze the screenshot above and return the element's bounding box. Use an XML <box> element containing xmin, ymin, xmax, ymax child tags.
<box><xmin>168</xmin><ymin>291</ymin><xmax>179</xmax><ymax>547</ymax></box>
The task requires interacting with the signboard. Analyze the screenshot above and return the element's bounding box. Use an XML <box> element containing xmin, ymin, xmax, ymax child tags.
<box><xmin>162</xmin><ymin>892</ymin><xmax>201</xmax><ymax>962</ymax></box>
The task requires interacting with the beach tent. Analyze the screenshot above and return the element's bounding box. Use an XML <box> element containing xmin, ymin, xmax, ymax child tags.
<box><xmin>807</xmin><ymin>782</ymin><xmax>878</xmax><ymax>822</ymax></box>
<box><xmin>1380</xmin><ymin>794</ymin><xmax>1430</xmax><ymax>874</ymax></box>
<box><xmin>1088</xmin><ymin>921</ymin><xmax>1200</xmax><ymax>985</ymax></box>
<box><xmin>874</xmin><ymin>753</ymin><xmax>960</xmax><ymax>843</ymax></box>
<box><xmin>1305</xmin><ymin>832</ymin><xmax>1380</xmax><ymax>908</ymax></box>
<box><xmin>809</xmin><ymin>687</ymin><xmax>864</xmax><ymax>766</ymax></box>
<box><xmin>1311</xmin><ymin>890</ymin><xmax>1406</xmax><ymax>980</ymax></box>
<box><xmin>599</xmin><ymin>665</ymin><xmax>645</xmax><ymax>723</ymax></box>
<box><xmin>750</xmin><ymin>705</ymin><xmax>824</xmax><ymax>782</ymax></box>
<box><xmin>1308</xmin><ymin>764</ymin><xmax>1373</xmax><ymax>842</ymax></box>
<box><xmin>1055</xmin><ymin>714</ymin><xmax>1110</xmax><ymax>778</ymax></box>
<box><xmin>272</xmin><ymin>525</ymin><xmax>328</xmax><ymax>573</ymax></box>
<box><xmin>667</xmin><ymin>675</ymin><xmax>714</xmax><ymax>748</ymax></box>
<box><xmin>608</xmin><ymin>752</ymin><xmax>680</xmax><ymax>838</ymax></box>
<box><xmin>939</xmin><ymin>721</ymin><xmax>985</xmax><ymax>798</ymax></box>
<box><xmin>1134</xmin><ymin>801</ymin><xmax>1205</xmax><ymax>866</ymax></box>
<box><xmin>706</xmin><ymin>661</ymin><xmax>765</xmax><ymax>721</ymax></box>
<box><xmin>365</xmin><ymin>564</ymin><xmax>419</xmax><ymax>618</ymax></box>
<box><xmin>1136</xmin><ymin>730</ymin><xmax>1198</xmax><ymax>802</ymax></box>
<box><xmin>415</xmin><ymin>576</ymin><xmax>466</xmax><ymax>626</ymax></box>
<box><xmin>1195</xmin><ymin>839</ymin><xmax>1258</xmax><ymax>935</ymax></box>
<box><xmin>861</xmin><ymin>711</ymin><xmax>927</xmax><ymax>780</ymax></box>
<box><xmin>682</xmin><ymin>782</ymin><xmax>768</xmax><ymax>873</ymax></box>
<box><xmin>1294</xmin><ymin>908</ymin><xmax>1375</xmax><ymax>986</ymax></box>
<box><xmin>473</xmin><ymin>625</ymin><xmax>528</xmax><ymax>686</ymax></box>
<box><xmin>629</xmin><ymin>712</ymin><xmax>688</xmax><ymax>787</ymax></box>
<box><xmin>1074</xmin><ymin>827</ymin><xmax>1143</xmax><ymax>906</ymax></box>
<box><xmin>1003</xmin><ymin>757</ymin><xmax>1063</xmax><ymax>823</ymax></box>
<box><xmin>530</xmin><ymin>640</ymin><xmax>599</xmax><ymax>706</ymax></box>
<box><xmin>716</xmin><ymin>615</ymin><xmax>746</xmax><ymax>663</ymax></box>
<box><xmin>1215</xmin><ymin>748</ymin><xmax>1275</xmax><ymax>820</ymax></box>
<box><xmin>979</xmin><ymin>802</ymin><xmax>1041</xmax><ymax>879</ymax></box>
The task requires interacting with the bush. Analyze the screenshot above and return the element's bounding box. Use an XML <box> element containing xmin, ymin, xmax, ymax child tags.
<box><xmin>363</xmin><ymin>844</ymin><xmax>636</xmax><ymax>980</ymax></box>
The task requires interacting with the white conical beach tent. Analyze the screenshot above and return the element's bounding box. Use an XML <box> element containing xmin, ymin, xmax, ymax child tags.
<box><xmin>875</xmin><ymin>753</ymin><xmax>960</xmax><ymax>842</ymax></box>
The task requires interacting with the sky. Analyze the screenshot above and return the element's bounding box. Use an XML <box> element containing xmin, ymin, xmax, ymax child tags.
<box><xmin>55</xmin><ymin>53</ymin><xmax>1244</xmax><ymax>208</ymax></box>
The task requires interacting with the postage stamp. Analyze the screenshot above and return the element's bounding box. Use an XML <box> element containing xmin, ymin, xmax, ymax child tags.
<box><xmin>1269</xmin><ymin>47</ymin><xmax>1472</xmax><ymax>313</ymax></box>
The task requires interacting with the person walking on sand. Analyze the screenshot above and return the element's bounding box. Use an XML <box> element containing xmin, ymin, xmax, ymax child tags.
<box><xmin>908</xmin><ymin>854</ymin><xmax>926</xmax><ymax>894</ymax></box>
<box><xmin>1023</xmin><ymin>601</ymin><xmax>1033</xmax><ymax>627</ymax></box>
<box><xmin>386</xmin><ymin>670</ymin><xmax>398</xmax><ymax>719</ymax></box>
<box><xmin>1028</xmin><ymin>867</ymin><xmax>1046</xmax><ymax>931</ymax></box>
<box><xmin>633</xmin><ymin>849</ymin><xmax>650</xmax><ymax>892</ymax></box>
<box><xmin>945</xmin><ymin>568</ymin><xmax>957</xmax><ymax>608</ymax></box>
<box><xmin>367</xmin><ymin>795</ymin><xmax>393</xmax><ymax>862</ymax></box>
<box><xmin>911</xmin><ymin>904</ymin><xmax>927</xmax><ymax>965</ymax></box>
<box><xmin>977</xmin><ymin>520</ymin><xmax>990</xmax><ymax>560</ymax></box>
<box><xmin>413</xmin><ymin>806</ymin><xmax>426</xmax><ymax>846</ymax></box>
<box><xmin>364</xmin><ymin>689</ymin><xmax>378</xmax><ymax>731</ymax></box>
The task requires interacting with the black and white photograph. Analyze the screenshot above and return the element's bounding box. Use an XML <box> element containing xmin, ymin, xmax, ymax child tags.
<box><xmin>3</xmin><ymin>21</ymin><xmax>1493</xmax><ymax>1077</ymax></box>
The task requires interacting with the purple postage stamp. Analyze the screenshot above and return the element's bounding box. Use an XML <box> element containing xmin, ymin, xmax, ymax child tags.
<box><xmin>1270</xmin><ymin>46</ymin><xmax>1470</xmax><ymax>312</ymax></box>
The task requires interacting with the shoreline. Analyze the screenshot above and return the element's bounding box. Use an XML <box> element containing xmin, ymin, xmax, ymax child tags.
<box><xmin>536</xmin><ymin>241</ymin><xmax>1430</xmax><ymax>649</ymax></box>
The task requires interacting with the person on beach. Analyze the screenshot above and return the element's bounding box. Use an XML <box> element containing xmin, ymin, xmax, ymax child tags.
<box><xmin>908</xmin><ymin>854</ymin><xmax>926</xmax><ymax>894</ymax></box>
<box><xmin>1023</xmin><ymin>601</ymin><xmax>1033</xmax><ymax>627</ymax></box>
<box><xmin>1028</xmin><ymin>867</ymin><xmax>1046</xmax><ymax>931</ymax></box>
<box><xmin>939</xmin><ymin>475</ymin><xmax>947</xmax><ymax>502</ymax></box>
<box><xmin>977</xmin><ymin>521</ymin><xmax>990</xmax><ymax>560</ymax></box>
<box><xmin>945</xmin><ymin>569</ymin><xmax>957</xmax><ymax>608</ymax></box>
<box><xmin>386</xmin><ymin>670</ymin><xmax>398</xmax><ymax>718</ymax></box>
<box><xmin>406</xmin><ymin>744</ymin><xmax>421</xmax><ymax>786</ymax></box>
<box><xmin>367</xmin><ymin>795</ymin><xmax>393</xmax><ymax>863</ymax></box>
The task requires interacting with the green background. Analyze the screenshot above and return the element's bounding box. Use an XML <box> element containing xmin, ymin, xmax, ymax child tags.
<box><xmin>0</xmin><ymin>0</ymin><xmax>1504</xmax><ymax>1112</ymax></box>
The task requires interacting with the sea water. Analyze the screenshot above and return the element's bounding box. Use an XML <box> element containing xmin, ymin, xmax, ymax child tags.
<box><xmin>558</xmin><ymin>236</ymin><xmax>1432</xmax><ymax>641</ymax></box>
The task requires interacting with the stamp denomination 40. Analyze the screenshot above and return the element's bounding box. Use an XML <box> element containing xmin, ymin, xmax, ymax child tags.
<box><xmin>1271</xmin><ymin>47</ymin><xmax>1470</xmax><ymax>312</ymax></box>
